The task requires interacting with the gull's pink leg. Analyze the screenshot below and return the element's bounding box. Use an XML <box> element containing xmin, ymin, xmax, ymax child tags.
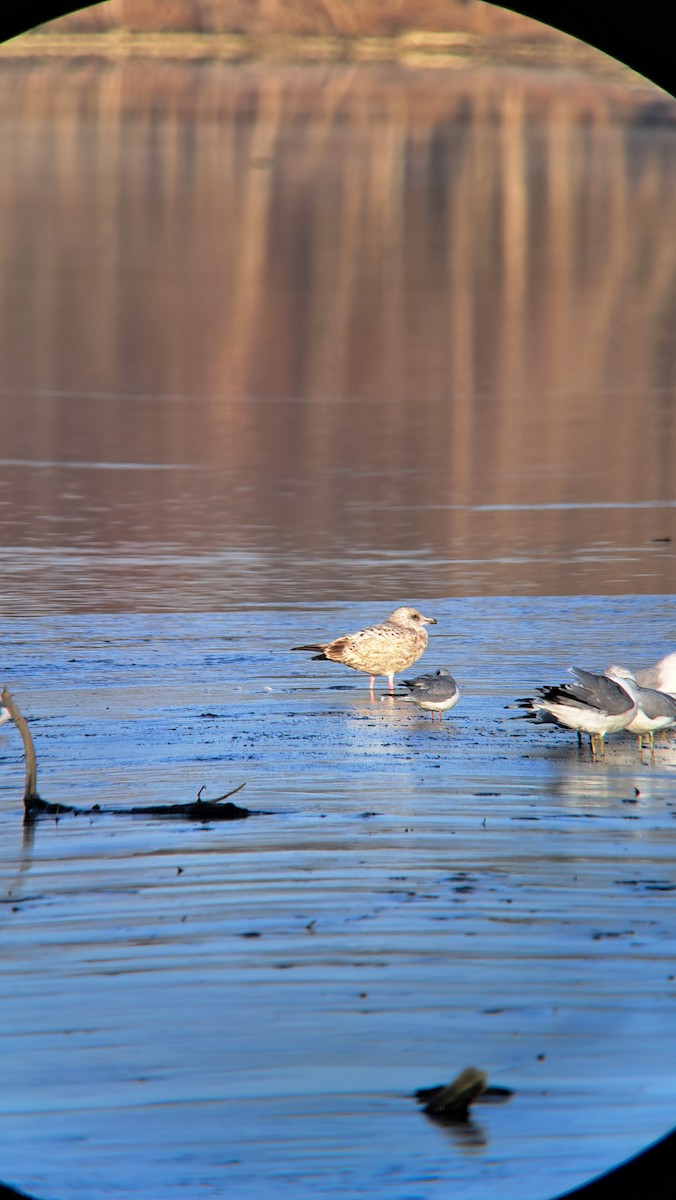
<box><xmin>387</xmin><ymin>674</ymin><xmax>395</xmax><ymax>694</ymax></box>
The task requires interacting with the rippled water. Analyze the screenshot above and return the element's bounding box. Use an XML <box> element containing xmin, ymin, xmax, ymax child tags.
<box><xmin>2</xmin><ymin>599</ymin><xmax>676</xmax><ymax>1200</ymax></box>
<box><xmin>0</xmin><ymin>50</ymin><xmax>675</xmax><ymax>1200</ymax></box>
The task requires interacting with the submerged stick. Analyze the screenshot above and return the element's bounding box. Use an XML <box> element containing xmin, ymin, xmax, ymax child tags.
<box><xmin>416</xmin><ymin>1068</ymin><xmax>488</xmax><ymax>1118</ymax></box>
<box><xmin>1</xmin><ymin>686</ymin><xmax>40</xmax><ymax>806</ymax></box>
<box><xmin>415</xmin><ymin>1067</ymin><xmax>513</xmax><ymax>1123</ymax></box>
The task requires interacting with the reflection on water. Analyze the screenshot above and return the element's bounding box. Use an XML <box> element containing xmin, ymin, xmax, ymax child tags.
<box><xmin>0</xmin><ymin>58</ymin><xmax>674</xmax><ymax>613</ymax></box>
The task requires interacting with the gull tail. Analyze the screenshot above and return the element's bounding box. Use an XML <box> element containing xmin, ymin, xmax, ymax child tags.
<box><xmin>291</xmin><ymin>644</ymin><xmax>328</xmax><ymax>661</ymax></box>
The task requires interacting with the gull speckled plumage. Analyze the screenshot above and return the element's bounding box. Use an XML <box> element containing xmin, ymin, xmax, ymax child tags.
<box><xmin>292</xmin><ymin>606</ymin><xmax>436</xmax><ymax>692</ymax></box>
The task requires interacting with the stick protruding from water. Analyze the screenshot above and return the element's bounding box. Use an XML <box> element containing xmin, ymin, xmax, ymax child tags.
<box><xmin>1</xmin><ymin>686</ymin><xmax>40</xmax><ymax>807</ymax></box>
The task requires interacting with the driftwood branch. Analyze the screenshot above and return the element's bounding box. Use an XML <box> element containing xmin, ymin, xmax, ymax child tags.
<box><xmin>2</xmin><ymin>686</ymin><xmax>253</xmax><ymax>824</ymax></box>
<box><xmin>2</xmin><ymin>686</ymin><xmax>40</xmax><ymax>805</ymax></box>
<box><xmin>23</xmin><ymin>784</ymin><xmax>251</xmax><ymax>823</ymax></box>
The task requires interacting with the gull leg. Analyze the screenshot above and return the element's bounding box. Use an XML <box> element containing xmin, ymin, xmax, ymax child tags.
<box><xmin>649</xmin><ymin>730</ymin><xmax>656</xmax><ymax>765</ymax></box>
<box><xmin>637</xmin><ymin>732</ymin><xmax>645</xmax><ymax>763</ymax></box>
<box><xmin>590</xmin><ymin>733</ymin><xmax>605</xmax><ymax>762</ymax></box>
<box><xmin>387</xmin><ymin>673</ymin><xmax>395</xmax><ymax>695</ymax></box>
<box><xmin>369</xmin><ymin>675</ymin><xmax>376</xmax><ymax>697</ymax></box>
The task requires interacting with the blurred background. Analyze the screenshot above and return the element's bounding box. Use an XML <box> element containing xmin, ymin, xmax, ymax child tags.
<box><xmin>0</xmin><ymin>0</ymin><xmax>674</xmax><ymax>613</ymax></box>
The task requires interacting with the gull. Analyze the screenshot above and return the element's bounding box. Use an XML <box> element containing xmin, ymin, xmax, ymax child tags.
<box><xmin>605</xmin><ymin>665</ymin><xmax>676</xmax><ymax>760</ymax></box>
<box><xmin>517</xmin><ymin>667</ymin><xmax>638</xmax><ymax>760</ymax></box>
<box><xmin>0</xmin><ymin>706</ymin><xmax>10</xmax><ymax>728</ymax></box>
<box><xmin>393</xmin><ymin>668</ymin><xmax>460</xmax><ymax>721</ymax></box>
<box><xmin>292</xmin><ymin>606</ymin><xmax>436</xmax><ymax>693</ymax></box>
<box><xmin>635</xmin><ymin>652</ymin><xmax>676</xmax><ymax>697</ymax></box>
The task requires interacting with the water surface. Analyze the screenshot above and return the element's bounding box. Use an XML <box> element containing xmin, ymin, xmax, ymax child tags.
<box><xmin>0</xmin><ymin>58</ymin><xmax>674</xmax><ymax>612</ymax></box>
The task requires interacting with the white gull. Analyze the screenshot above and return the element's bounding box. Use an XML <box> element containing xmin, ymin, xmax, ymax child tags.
<box><xmin>605</xmin><ymin>664</ymin><xmax>676</xmax><ymax>759</ymax></box>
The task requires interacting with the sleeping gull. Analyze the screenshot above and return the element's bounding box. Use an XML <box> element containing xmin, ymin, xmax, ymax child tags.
<box><xmin>392</xmin><ymin>668</ymin><xmax>460</xmax><ymax>721</ymax></box>
<box><xmin>517</xmin><ymin>667</ymin><xmax>638</xmax><ymax>760</ymax></box>
<box><xmin>605</xmin><ymin>665</ymin><xmax>676</xmax><ymax>760</ymax></box>
<box><xmin>292</xmin><ymin>606</ymin><xmax>436</xmax><ymax>693</ymax></box>
<box><xmin>635</xmin><ymin>652</ymin><xmax>676</xmax><ymax>697</ymax></box>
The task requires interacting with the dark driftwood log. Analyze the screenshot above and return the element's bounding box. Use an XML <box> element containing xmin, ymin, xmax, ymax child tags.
<box><xmin>23</xmin><ymin>782</ymin><xmax>251</xmax><ymax>824</ymax></box>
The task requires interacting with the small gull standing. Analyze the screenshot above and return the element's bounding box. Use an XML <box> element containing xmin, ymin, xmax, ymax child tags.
<box><xmin>392</xmin><ymin>668</ymin><xmax>460</xmax><ymax>721</ymax></box>
<box><xmin>292</xmin><ymin>606</ymin><xmax>436</xmax><ymax>693</ymax></box>
<box><xmin>605</xmin><ymin>665</ymin><xmax>676</xmax><ymax>760</ymax></box>
<box><xmin>517</xmin><ymin>667</ymin><xmax>638</xmax><ymax>760</ymax></box>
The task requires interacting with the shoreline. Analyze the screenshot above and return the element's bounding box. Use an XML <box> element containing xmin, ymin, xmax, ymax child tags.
<box><xmin>0</xmin><ymin>29</ymin><xmax>653</xmax><ymax>86</ymax></box>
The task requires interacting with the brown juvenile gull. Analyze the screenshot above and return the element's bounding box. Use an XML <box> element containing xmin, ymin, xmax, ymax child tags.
<box><xmin>292</xmin><ymin>606</ymin><xmax>437</xmax><ymax>693</ymax></box>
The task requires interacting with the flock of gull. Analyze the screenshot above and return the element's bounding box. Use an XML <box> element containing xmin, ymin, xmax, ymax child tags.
<box><xmin>292</xmin><ymin>605</ymin><xmax>676</xmax><ymax>762</ymax></box>
<box><xmin>2</xmin><ymin>605</ymin><xmax>673</xmax><ymax>765</ymax></box>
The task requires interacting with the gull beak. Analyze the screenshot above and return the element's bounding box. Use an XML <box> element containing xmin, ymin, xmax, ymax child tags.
<box><xmin>423</xmin><ymin>615</ymin><xmax>437</xmax><ymax>625</ymax></box>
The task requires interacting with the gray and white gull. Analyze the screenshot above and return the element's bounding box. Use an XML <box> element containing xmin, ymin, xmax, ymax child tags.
<box><xmin>635</xmin><ymin>652</ymin><xmax>676</xmax><ymax>697</ymax></box>
<box><xmin>392</xmin><ymin>667</ymin><xmax>460</xmax><ymax>721</ymax></box>
<box><xmin>605</xmin><ymin>664</ymin><xmax>676</xmax><ymax>758</ymax></box>
<box><xmin>517</xmin><ymin>667</ymin><xmax>638</xmax><ymax>760</ymax></box>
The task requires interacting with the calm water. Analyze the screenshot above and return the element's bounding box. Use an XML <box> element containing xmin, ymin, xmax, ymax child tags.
<box><xmin>0</xmin><ymin>58</ymin><xmax>674</xmax><ymax>610</ymax></box>
<box><xmin>0</xmin><ymin>51</ymin><xmax>675</xmax><ymax>1200</ymax></box>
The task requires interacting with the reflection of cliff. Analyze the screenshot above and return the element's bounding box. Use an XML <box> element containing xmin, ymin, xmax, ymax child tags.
<box><xmin>0</xmin><ymin>60</ymin><xmax>674</xmax><ymax>598</ymax></box>
<box><xmin>41</xmin><ymin>0</ymin><xmax>570</xmax><ymax>39</ymax></box>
